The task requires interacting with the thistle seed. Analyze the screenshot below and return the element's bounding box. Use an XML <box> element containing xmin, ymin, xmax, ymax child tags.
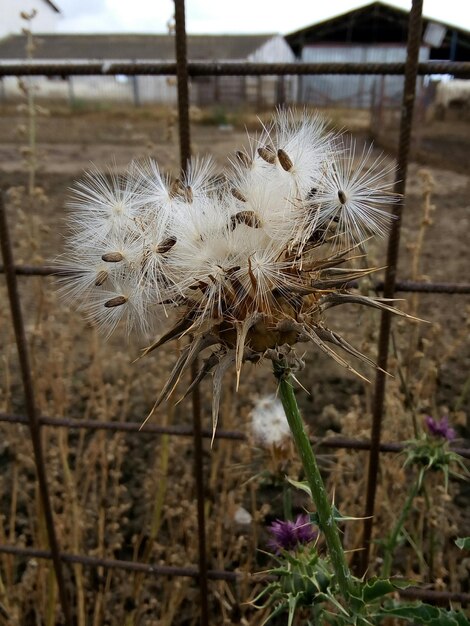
<box><xmin>156</xmin><ymin>236</ymin><xmax>177</xmax><ymax>254</ymax></box>
<box><xmin>169</xmin><ymin>178</ymin><xmax>183</xmax><ymax>198</ymax></box>
<box><xmin>95</xmin><ymin>270</ymin><xmax>108</xmax><ymax>286</ymax></box>
<box><xmin>104</xmin><ymin>295</ymin><xmax>127</xmax><ymax>308</ymax></box>
<box><xmin>231</xmin><ymin>187</ymin><xmax>247</xmax><ymax>202</ymax></box>
<box><xmin>183</xmin><ymin>185</ymin><xmax>193</xmax><ymax>203</ymax></box>
<box><xmin>230</xmin><ymin>211</ymin><xmax>260</xmax><ymax>230</ymax></box>
<box><xmin>102</xmin><ymin>252</ymin><xmax>124</xmax><ymax>262</ymax></box>
<box><xmin>277</xmin><ymin>149</ymin><xmax>293</xmax><ymax>171</ymax></box>
<box><xmin>338</xmin><ymin>189</ymin><xmax>347</xmax><ymax>204</ymax></box>
<box><xmin>257</xmin><ymin>146</ymin><xmax>276</xmax><ymax>164</ymax></box>
<box><xmin>307</xmin><ymin>187</ymin><xmax>318</xmax><ymax>200</ymax></box>
<box><xmin>235</xmin><ymin>150</ymin><xmax>251</xmax><ymax>167</ymax></box>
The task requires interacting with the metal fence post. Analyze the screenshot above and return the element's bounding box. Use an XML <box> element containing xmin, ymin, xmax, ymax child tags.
<box><xmin>0</xmin><ymin>193</ymin><xmax>73</xmax><ymax>625</ymax></box>
<box><xmin>359</xmin><ymin>0</ymin><xmax>424</xmax><ymax>575</ymax></box>
<box><xmin>174</xmin><ymin>2</ymin><xmax>210</xmax><ymax>625</ymax></box>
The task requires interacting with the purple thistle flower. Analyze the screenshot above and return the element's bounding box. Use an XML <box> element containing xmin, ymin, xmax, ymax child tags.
<box><xmin>267</xmin><ymin>514</ymin><xmax>317</xmax><ymax>552</ymax></box>
<box><xmin>424</xmin><ymin>415</ymin><xmax>456</xmax><ymax>441</ymax></box>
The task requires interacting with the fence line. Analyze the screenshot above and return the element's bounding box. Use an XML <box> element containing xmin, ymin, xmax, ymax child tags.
<box><xmin>1</xmin><ymin>411</ymin><xmax>470</xmax><ymax>457</ymax></box>
<box><xmin>1</xmin><ymin>60</ymin><xmax>470</xmax><ymax>77</ymax></box>
<box><xmin>3</xmin><ymin>264</ymin><xmax>470</xmax><ymax>294</ymax></box>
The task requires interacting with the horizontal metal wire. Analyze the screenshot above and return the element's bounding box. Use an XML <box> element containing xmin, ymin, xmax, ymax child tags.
<box><xmin>1</xmin><ymin>544</ymin><xmax>469</xmax><ymax>605</ymax></box>
<box><xmin>1</xmin><ymin>60</ymin><xmax>470</xmax><ymax>77</ymax></box>
<box><xmin>0</xmin><ymin>545</ymin><xmax>238</xmax><ymax>581</ymax></box>
<box><xmin>1</xmin><ymin>412</ymin><xmax>469</xmax><ymax>458</ymax></box>
<box><xmin>2</xmin><ymin>264</ymin><xmax>470</xmax><ymax>294</ymax></box>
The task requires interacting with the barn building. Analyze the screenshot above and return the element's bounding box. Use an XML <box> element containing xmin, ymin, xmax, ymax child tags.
<box><xmin>285</xmin><ymin>0</ymin><xmax>470</xmax><ymax>108</ymax></box>
<box><xmin>0</xmin><ymin>33</ymin><xmax>295</xmax><ymax>107</ymax></box>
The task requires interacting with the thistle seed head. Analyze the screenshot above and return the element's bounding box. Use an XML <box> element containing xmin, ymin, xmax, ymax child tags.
<box><xmin>59</xmin><ymin>109</ymin><xmax>404</xmax><ymax>426</ymax></box>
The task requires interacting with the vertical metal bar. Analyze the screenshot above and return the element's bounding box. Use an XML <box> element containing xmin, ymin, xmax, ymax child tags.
<box><xmin>174</xmin><ymin>0</ymin><xmax>191</xmax><ymax>172</ymax></box>
<box><xmin>173</xmin><ymin>3</ymin><xmax>210</xmax><ymax>625</ymax></box>
<box><xmin>0</xmin><ymin>193</ymin><xmax>72</xmax><ymax>625</ymax></box>
<box><xmin>359</xmin><ymin>0</ymin><xmax>424</xmax><ymax>575</ymax></box>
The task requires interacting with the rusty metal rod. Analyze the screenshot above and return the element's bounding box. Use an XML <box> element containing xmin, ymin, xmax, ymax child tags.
<box><xmin>1</xmin><ymin>544</ymin><xmax>469</xmax><ymax>606</ymax></box>
<box><xmin>173</xmin><ymin>2</ymin><xmax>209</xmax><ymax>625</ymax></box>
<box><xmin>1</xmin><ymin>412</ymin><xmax>469</xmax><ymax>458</ymax></box>
<box><xmin>1</xmin><ymin>60</ymin><xmax>470</xmax><ymax>77</ymax></box>
<box><xmin>3</xmin><ymin>265</ymin><xmax>470</xmax><ymax>295</ymax></box>
<box><xmin>0</xmin><ymin>194</ymin><xmax>73</xmax><ymax>625</ymax></box>
<box><xmin>0</xmin><ymin>545</ymin><xmax>238</xmax><ymax>581</ymax></box>
<box><xmin>360</xmin><ymin>0</ymin><xmax>424</xmax><ymax>576</ymax></box>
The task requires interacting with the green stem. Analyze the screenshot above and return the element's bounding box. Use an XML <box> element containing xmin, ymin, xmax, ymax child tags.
<box><xmin>274</xmin><ymin>364</ymin><xmax>354</xmax><ymax>601</ymax></box>
<box><xmin>382</xmin><ymin>473</ymin><xmax>422</xmax><ymax>578</ymax></box>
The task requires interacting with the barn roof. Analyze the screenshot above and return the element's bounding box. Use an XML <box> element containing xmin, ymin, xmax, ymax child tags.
<box><xmin>0</xmin><ymin>33</ymin><xmax>278</xmax><ymax>61</ymax></box>
<box><xmin>286</xmin><ymin>1</ymin><xmax>470</xmax><ymax>61</ymax></box>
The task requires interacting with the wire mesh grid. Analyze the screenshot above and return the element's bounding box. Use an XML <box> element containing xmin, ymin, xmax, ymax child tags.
<box><xmin>1</xmin><ymin>0</ymin><xmax>470</xmax><ymax>623</ymax></box>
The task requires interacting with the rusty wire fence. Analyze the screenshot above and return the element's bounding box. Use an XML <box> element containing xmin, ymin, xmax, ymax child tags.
<box><xmin>1</xmin><ymin>0</ymin><xmax>470</xmax><ymax>624</ymax></box>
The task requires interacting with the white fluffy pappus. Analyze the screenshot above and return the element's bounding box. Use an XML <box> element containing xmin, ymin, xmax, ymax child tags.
<box><xmin>66</xmin><ymin>163</ymin><xmax>143</xmax><ymax>247</ymax></box>
<box><xmin>59</xmin><ymin>109</ymin><xmax>396</xmax><ymax>342</ymax></box>
<box><xmin>312</xmin><ymin>139</ymin><xmax>396</xmax><ymax>246</ymax></box>
<box><xmin>250</xmin><ymin>394</ymin><xmax>291</xmax><ymax>447</ymax></box>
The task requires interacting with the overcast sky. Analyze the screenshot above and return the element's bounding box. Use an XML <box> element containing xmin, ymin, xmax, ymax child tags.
<box><xmin>56</xmin><ymin>0</ymin><xmax>470</xmax><ymax>34</ymax></box>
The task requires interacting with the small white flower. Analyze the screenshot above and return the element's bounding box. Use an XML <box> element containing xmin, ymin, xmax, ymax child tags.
<box><xmin>233</xmin><ymin>506</ymin><xmax>253</xmax><ymax>525</ymax></box>
<box><xmin>251</xmin><ymin>394</ymin><xmax>291</xmax><ymax>448</ymax></box>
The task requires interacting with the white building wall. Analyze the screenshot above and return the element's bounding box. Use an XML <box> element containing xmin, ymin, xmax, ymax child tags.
<box><xmin>300</xmin><ymin>44</ymin><xmax>430</xmax><ymax>108</ymax></box>
<box><xmin>0</xmin><ymin>0</ymin><xmax>60</xmax><ymax>37</ymax></box>
<box><xmin>247</xmin><ymin>35</ymin><xmax>297</xmax><ymax>106</ymax></box>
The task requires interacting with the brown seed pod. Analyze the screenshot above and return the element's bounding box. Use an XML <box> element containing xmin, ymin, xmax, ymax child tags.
<box><xmin>277</xmin><ymin>149</ymin><xmax>293</xmax><ymax>172</ymax></box>
<box><xmin>230</xmin><ymin>210</ymin><xmax>260</xmax><ymax>230</ymax></box>
<box><xmin>104</xmin><ymin>295</ymin><xmax>127</xmax><ymax>308</ymax></box>
<box><xmin>156</xmin><ymin>236</ymin><xmax>177</xmax><ymax>254</ymax></box>
<box><xmin>95</xmin><ymin>270</ymin><xmax>108</xmax><ymax>286</ymax></box>
<box><xmin>338</xmin><ymin>189</ymin><xmax>347</xmax><ymax>204</ymax></box>
<box><xmin>235</xmin><ymin>150</ymin><xmax>251</xmax><ymax>167</ymax></box>
<box><xmin>231</xmin><ymin>187</ymin><xmax>247</xmax><ymax>202</ymax></box>
<box><xmin>101</xmin><ymin>252</ymin><xmax>124</xmax><ymax>263</ymax></box>
<box><xmin>257</xmin><ymin>146</ymin><xmax>276</xmax><ymax>164</ymax></box>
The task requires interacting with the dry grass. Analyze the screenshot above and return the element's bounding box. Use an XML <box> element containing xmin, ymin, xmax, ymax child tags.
<box><xmin>0</xmin><ymin>102</ymin><xmax>469</xmax><ymax>625</ymax></box>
